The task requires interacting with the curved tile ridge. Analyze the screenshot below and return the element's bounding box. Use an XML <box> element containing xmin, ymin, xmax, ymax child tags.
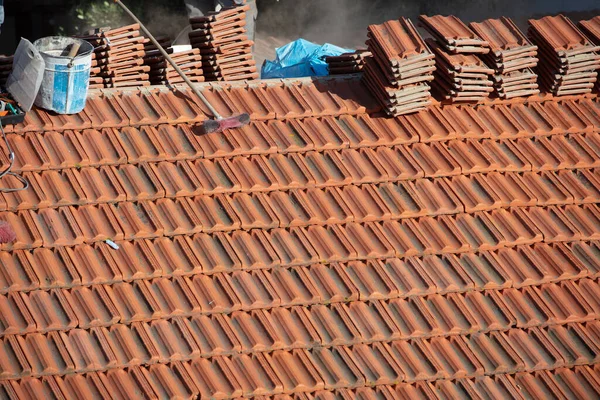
<box><xmin>6</xmin><ymin>76</ymin><xmax>599</xmax><ymax>134</ymax></box>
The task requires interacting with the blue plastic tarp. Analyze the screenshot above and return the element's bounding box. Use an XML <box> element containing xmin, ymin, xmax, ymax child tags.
<box><xmin>261</xmin><ymin>38</ymin><xmax>352</xmax><ymax>79</ymax></box>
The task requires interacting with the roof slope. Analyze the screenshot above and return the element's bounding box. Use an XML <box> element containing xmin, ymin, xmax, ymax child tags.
<box><xmin>0</xmin><ymin>77</ymin><xmax>600</xmax><ymax>398</ymax></box>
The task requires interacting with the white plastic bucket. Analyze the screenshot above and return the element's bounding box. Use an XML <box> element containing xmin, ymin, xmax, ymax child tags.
<box><xmin>33</xmin><ymin>36</ymin><xmax>93</xmax><ymax>114</ymax></box>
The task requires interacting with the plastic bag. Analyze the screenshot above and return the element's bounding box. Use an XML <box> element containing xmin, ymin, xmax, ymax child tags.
<box><xmin>261</xmin><ymin>38</ymin><xmax>352</xmax><ymax>79</ymax></box>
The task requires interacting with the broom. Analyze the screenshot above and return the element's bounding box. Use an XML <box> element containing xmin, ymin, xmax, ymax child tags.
<box><xmin>113</xmin><ymin>0</ymin><xmax>251</xmax><ymax>134</ymax></box>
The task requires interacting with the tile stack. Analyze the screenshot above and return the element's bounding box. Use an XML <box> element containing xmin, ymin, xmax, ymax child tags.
<box><xmin>0</xmin><ymin>55</ymin><xmax>13</xmax><ymax>88</ymax></box>
<box><xmin>362</xmin><ymin>17</ymin><xmax>435</xmax><ymax>116</ymax></box>
<box><xmin>488</xmin><ymin>68</ymin><xmax>539</xmax><ymax>98</ymax></box>
<box><xmin>326</xmin><ymin>49</ymin><xmax>371</xmax><ymax>75</ymax></box>
<box><xmin>470</xmin><ymin>17</ymin><xmax>540</xmax><ymax>99</ymax></box>
<box><xmin>528</xmin><ymin>14</ymin><xmax>600</xmax><ymax>96</ymax></box>
<box><xmin>143</xmin><ymin>36</ymin><xmax>171</xmax><ymax>55</ymax></box>
<box><xmin>88</xmin><ymin>53</ymin><xmax>104</xmax><ymax>89</ymax></box>
<box><xmin>419</xmin><ymin>14</ymin><xmax>490</xmax><ymax>54</ymax></box>
<box><xmin>143</xmin><ymin>38</ymin><xmax>205</xmax><ymax>85</ymax></box>
<box><xmin>579</xmin><ymin>16</ymin><xmax>600</xmax><ymax>93</ymax></box>
<box><xmin>78</xmin><ymin>23</ymin><xmax>150</xmax><ymax>88</ymax></box>
<box><xmin>188</xmin><ymin>4</ymin><xmax>258</xmax><ymax>81</ymax></box>
<box><xmin>427</xmin><ymin>38</ymin><xmax>494</xmax><ymax>102</ymax></box>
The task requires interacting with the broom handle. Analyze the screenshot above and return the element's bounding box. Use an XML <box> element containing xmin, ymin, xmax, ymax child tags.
<box><xmin>67</xmin><ymin>42</ymin><xmax>81</xmax><ymax>58</ymax></box>
<box><xmin>114</xmin><ymin>0</ymin><xmax>223</xmax><ymax>119</ymax></box>
<box><xmin>67</xmin><ymin>42</ymin><xmax>81</xmax><ymax>68</ymax></box>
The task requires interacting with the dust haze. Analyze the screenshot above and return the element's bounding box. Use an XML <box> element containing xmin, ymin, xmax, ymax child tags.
<box><xmin>62</xmin><ymin>2</ymin><xmax>188</xmax><ymax>40</ymax></box>
<box><xmin>257</xmin><ymin>0</ymin><xmax>600</xmax><ymax>49</ymax></box>
<box><xmin>57</xmin><ymin>0</ymin><xmax>600</xmax><ymax>64</ymax></box>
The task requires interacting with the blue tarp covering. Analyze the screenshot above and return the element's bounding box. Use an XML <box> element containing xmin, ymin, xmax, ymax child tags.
<box><xmin>261</xmin><ymin>38</ymin><xmax>353</xmax><ymax>79</ymax></box>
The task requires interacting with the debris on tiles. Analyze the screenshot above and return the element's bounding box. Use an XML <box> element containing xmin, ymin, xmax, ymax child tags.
<box><xmin>188</xmin><ymin>4</ymin><xmax>258</xmax><ymax>81</ymax></box>
<box><xmin>362</xmin><ymin>17</ymin><xmax>435</xmax><ymax>116</ymax></box>
<box><xmin>579</xmin><ymin>16</ymin><xmax>600</xmax><ymax>93</ymax></box>
<box><xmin>470</xmin><ymin>17</ymin><xmax>540</xmax><ymax>99</ymax></box>
<box><xmin>0</xmin><ymin>220</ymin><xmax>16</xmax><ymax>243</ymax></box>
<box><xmin>143</xmin><ymin>38</ymin><xmax>206</xmax><ymax>85</ymax></box>
<box><xmin>427</xmin><ymin>38</ymin><xmax>494</xmax><ymax>103</ymax></box>
<box><xmin>528</xmin><ymin>14</ymin><xmax>600</xmax><ymax>96</ymax></box>
<box><xmin>77</xmin><ymin>23</ymin><xmax>151</xmax><ymax>89</ymax></box>
<box><xmin>419</xmin><ymin>14</ymin><xmax>490</xmax><ymax>54</ymax></box>
<box><xmin>326</xmin><ymin>49</ymin><xmax>372</xmax><ymax>75</ymax></box>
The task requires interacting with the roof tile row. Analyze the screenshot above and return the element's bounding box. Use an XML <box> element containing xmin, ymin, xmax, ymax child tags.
<box><xmin>3</xmin><ymin>365</ymin><xmax>598</xmax><ymax>400</ymax></box>
<box><xmin>3</xmin><ymin>160</ymin><xmax>600</xmax><ymax>223</ymax></box>
<box><xmin>8</xmin><ymin>79</ymin><xmax>600</xmax><ymax>138</ymax></box>
<box><xmin>7</xmin><ymin>79</ymin><xmax>376</xmax><ymax>134</ymax></box>
<box><xmin>5</xmin><ymin>163</ymin><xmax>600</xmax><ymax>215</ymax></box>
<box><xmin>3</xmin><ymin>175</ymin><xmax>600</xmax><ymax>247</ymax></box>
<box><xmin>6</xmin><ymin>129</ymin><xmax>600</xmax><ymax>195</ymax></box>
<box><xmin>7</xmin><ymin>103</ymin><xmax>600</xmax><ymax>168</ymax></box>
<box><xmin>0</xmin><ymin>320</ymin><xmax>598</xmax><ymax>391</ymax></box>
<box><xmin>0</xmin><ymin>262</ymin><xmax>598</xmax><ymax>339</ymax></box>
<box><xmin>1</xmin><ymin>234</ymin><xmax>596</xmax><ymax>297</ymax></box>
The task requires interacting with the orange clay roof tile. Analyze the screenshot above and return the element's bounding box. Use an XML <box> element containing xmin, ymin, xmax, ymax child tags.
<box><xmin>0</xmin><ymin>74</ymin><xmax>598</xmax><ymax>397</ymax></box>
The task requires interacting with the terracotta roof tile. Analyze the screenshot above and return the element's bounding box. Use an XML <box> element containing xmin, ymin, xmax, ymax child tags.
<box><xmin>419</xmin><ymin>15</ymin><xmax>490</xmax><ymax>53</ymax></box>
<box><xmin>367</xmin><ymin>18</ymin><xmax>429</xmax><ymax>65</ymax></box>
<box><xmin>470</xmin><ymin>17</ymin><xmax>535</xmax><ymax>54</ymax></box>
<box><xmin>528</xmin><ymin>15</ymin><xmax>600</xmax><ymax>96</ymax></box>
<box><xmin>529</xmin><ymin>15</ymin><xmax>600</xmax><ymax>55</ymax></box>
<box><xmin>1</xmin><ymin>74</ymin><xmax>600</xmax><ymax>397</ymax></box>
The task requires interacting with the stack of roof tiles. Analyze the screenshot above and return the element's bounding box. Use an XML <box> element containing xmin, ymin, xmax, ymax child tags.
<box><xmin>427</xmin><ymin>38</ymin><xmax>494</xmax><ymax>102</ymax></box>
<box><xmin>325</xmin><ymin>49</ymin><xmax>371</xmax><ymax>75</ymax></box>
<box><xmin>419</xmin><ymin>14</ymin><xmax>490</xmax><ymax>54</ymax></box>
<box><xmin>579</xmin><ymin>15</ymin><xmax>600</xmax><ymax>93</ymax></box>
<box><xmin>470</xmin><ymin>17</ymin><xmax>540</xmax><ymax>99</ymax></box>
<box><xmin>362</xmin><ymin>17</ymin><xmax>435</xmax><ymax>116</ymax></box>
<box><xmin>0</xmin><ymin>55</ymin><xmax>13</xmax><ymax>87</ymax></box>
<box><xmin>143</xmin><ymin>39</ymin><xmax>205</xmax><ymax>85</ymax></box>
<box><xmin>529</xmin><ymin>14</ymin><xmax>600</xmax><ymax>96</ymax></box>
<box><xmin>78</xmin><ymin>24</ymin><xmax>150</xmax><ymax>89</ymax></box>
<box><xmin>1</xmin><ymin>74</ymin><xmax>600</xmax><ymax>399</ymax></box>
<box><xmin>88</xmin><ymin>53</ymin><xmax>104</xmax><ymax>89</ymax></box>
<box><xmin>188</xmin><ymin>4</ymin><xmax>258</xmax><ymax>81</ymax></box>
<box><xmin>141</xmin><ymin>35</ymin><xmax>171</xmax><ymax>66</ymax></box>
<box><xmin>419</xmin><ymin>15</ymin><xmax>493</xmax><ymax>103</ymax></box>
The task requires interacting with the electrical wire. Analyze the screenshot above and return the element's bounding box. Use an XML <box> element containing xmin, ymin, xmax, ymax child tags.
<box><xmin>0</xmin><ymin>120</ymin><xmax>28</xmax><ymax>193</ymax></box>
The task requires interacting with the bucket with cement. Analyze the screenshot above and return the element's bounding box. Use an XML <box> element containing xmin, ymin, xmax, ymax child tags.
<box><xmin>33</xmin><ymin>36</ymin><xmax>93</xmax><ymax>114</ymax></box>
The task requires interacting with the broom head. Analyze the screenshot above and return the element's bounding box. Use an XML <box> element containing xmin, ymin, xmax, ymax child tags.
<box><xmin>201</xmin><ymin>113</ymin><xmax>250</xmax><ymax>134</ymax></box>
<box><xmin>0</xmin><ymin>221</ymin><xmax>16</xmax><ymax>244</ymax></box>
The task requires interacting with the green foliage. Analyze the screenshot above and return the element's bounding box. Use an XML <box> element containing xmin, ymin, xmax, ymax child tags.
<box><xmin>66</xmin><ymin>0</ymin><xmax>143</xmax><ymax>35</ymax></box>
<box><xmin>72</xmin><ymin>1</ymin><xmax>123</xmax><ymax>33</ymax></box>
<box><xmin>53</xmin><ymin>0</ymin><xmax>186</xmax><ymax>38</ymax></box>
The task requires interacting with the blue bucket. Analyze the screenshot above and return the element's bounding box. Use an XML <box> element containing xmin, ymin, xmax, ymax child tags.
<box><xmin>33</xmin><ymin>37</ymin><xmax>93</xmax><ymax>114</ymax></box>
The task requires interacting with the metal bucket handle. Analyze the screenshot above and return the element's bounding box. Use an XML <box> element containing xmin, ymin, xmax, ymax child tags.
<box><xmin>33</xmin><ymin>36</ymin><xmax>94</xmax><ymax>114</ymax></box>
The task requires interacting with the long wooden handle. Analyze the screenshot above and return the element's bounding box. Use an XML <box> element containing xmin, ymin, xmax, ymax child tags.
<box><xmin>67</xmin><ymin>42</ymin><xmax>81</xmax><ymax>59</ymax></box>
<box><xmin>114</xmin><ymin>0</ymin><xmax>223</xmax><ymax>119</ymax></box>
<box><xmin>67</xmin><ymin>42</ymin><xmax>81</xmax><ymax>68</ymax></box>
